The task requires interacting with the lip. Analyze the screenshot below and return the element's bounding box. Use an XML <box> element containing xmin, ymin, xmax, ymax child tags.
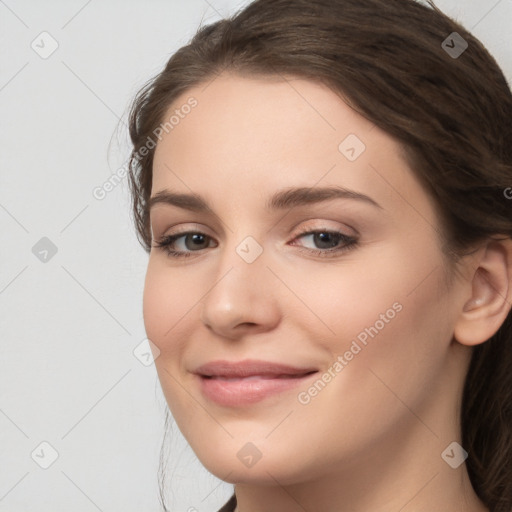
<box><xmin>194</xmin><ymin>359</ymin><xmax>319</xmax><ymax>406</ymax></box>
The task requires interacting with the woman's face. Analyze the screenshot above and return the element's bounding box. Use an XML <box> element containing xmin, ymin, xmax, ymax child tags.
<box><xmin>143</xmin><ymin>73</ymin><xmax>472</xmax><ymax>484</ymax></box>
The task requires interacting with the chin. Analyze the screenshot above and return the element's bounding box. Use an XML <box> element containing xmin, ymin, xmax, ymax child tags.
<box><xmin>191</xmin><ymin>441</ymin><xmax>314</xmax><ymax>486</ymax></box>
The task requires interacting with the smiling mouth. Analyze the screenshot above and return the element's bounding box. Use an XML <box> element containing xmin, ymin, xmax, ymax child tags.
<box><xmin>197</xmin><ymin>371</ymin><xmax>319</xmax><ymax>406</ymax></box>
<box><xmin>204</xmin><ymin>372</ymin><xmax>317</xmax><ymax>381</ymax></box>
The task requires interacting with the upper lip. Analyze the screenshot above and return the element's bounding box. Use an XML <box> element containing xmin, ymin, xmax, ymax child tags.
<box><xmin>194</xmin><ymin>359</ymin><xmax>318</xmax><ymax>378</ymax></box>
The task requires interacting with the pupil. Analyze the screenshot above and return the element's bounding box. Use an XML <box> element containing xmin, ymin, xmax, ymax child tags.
<box><xmin>187</xmin><ymin>234</ymin><xmax>208</xmax><ymax>250</ymax></box>
<box><xmin>315</xmin><ymin>232</ymin><xmax>339</xmax><ymax>249</ymax></box>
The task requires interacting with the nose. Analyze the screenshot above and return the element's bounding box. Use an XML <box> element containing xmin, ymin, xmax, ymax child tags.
<box><xmin>199</xmin><ymin>252</ymin><xmax>281</xmax><ymax>339</ymax></box>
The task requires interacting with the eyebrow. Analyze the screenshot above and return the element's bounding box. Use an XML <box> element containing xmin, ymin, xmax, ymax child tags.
<box><xmin>148</xmin><ymin>186</ymin><xmax>383</xmax><ymax>212</ymax></box>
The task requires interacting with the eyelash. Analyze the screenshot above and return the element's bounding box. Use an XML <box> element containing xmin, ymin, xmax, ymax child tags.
<box><xmin>153</xmin><ymin>227</ymin><xmax>358</xmax><ymax>259</ymax></box>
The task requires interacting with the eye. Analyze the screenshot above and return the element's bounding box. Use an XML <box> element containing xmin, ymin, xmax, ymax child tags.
<box><xmin>153</xmin><ymin>228</ymin><xmax>359</xmax><ymax>259</ymax></box>
<box><xmin>153</xmin><ymin>232</ymin><xmax>216</xmax><ymax>258</ymax></box>
<box><xmin>290</xmin><ymin>228</ymin><xmax>358</xmax><ymax>257</ymax></box>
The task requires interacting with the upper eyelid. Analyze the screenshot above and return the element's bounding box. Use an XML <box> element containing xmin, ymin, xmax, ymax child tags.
<box><xmin>152</xmin><ymin>222</ymin><xmax>211</xmax><ymax>239</ymax></box>
<box><xmin>149</xmin><ymin>202</ymin><xmax>370</xmax><ymax>237</ymax></box>
<box><xmin>153</xmin><ymin>221</ymin><xmax>355</xmax><ymax>239</ymax></box>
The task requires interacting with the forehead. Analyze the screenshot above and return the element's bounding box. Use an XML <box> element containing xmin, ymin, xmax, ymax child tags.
<box><xmin>154</xmin><ymin>72</ymin><xmax>378</xmax><ymax>164</ymax></box>
<box><xmin>151</xmin><ymin>72</ymin><xmax>435</xmax><ymax>222</ymax></box>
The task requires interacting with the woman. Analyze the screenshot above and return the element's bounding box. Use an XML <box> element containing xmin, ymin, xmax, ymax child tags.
<box><xmin>126</xmin><ymin>0</ymin><xmax>512</xmax><ymax>510</ymax></box>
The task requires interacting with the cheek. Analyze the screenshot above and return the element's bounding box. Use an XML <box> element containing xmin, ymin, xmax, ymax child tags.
<box><xmin>287</xmin><ymin>236</ymin><xmax>451</xmax><ymax>398</ymax></box>
<box><xmin>142</xmin><ymin>260</ymin><xmax>197</xmax><ymax>362</ymax></box>
<box><xmin>294</xmin><ymin>227</ymin><xmax>446</xmax><ymax>336</ymax></box>
<box><xmin>262</xmin><ymin>245</ymin><xmax>452</xmax><ymax>467</ymax></box>
<box><xmin>142</xmin><ymin>262</ymin><xmax>198</xmax><ymax>416</ymax></box>
<box><xmin>142</xmin><ymin>265</ymin><xmax>168</xmax><ymax>348</ymax></box>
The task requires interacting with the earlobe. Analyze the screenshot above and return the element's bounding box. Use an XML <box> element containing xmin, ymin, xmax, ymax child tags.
<box><xmin>454</xmin><ymin>238</ymin><xmax>512</xmax><ymax>347</ymax></box>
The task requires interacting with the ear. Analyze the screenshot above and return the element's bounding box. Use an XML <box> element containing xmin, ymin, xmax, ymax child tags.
<box><xmin>453</xmin><ymin>237</ymin><xmax>512</xmax><ymax>347</ymax></box>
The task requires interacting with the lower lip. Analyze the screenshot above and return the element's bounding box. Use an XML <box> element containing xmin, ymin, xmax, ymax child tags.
<box><xmin>197</xmin><ymin>372</ymin><xmax>318</xmax><ymax>407</ymax></box>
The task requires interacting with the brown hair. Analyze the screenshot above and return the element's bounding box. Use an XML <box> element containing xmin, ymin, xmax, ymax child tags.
<box><xmin>126</xmin><ymin>0</ymin><xmax>512</xmax><ymax>510</ymax></box>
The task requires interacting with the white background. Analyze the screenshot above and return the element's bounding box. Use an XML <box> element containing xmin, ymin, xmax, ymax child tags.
<box><xmin>0</xmin><ymin>1</ymin><xmax>511</xmax><ymax>511</ymax></box>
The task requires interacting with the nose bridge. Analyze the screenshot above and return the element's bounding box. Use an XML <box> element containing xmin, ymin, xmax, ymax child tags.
<box><xmin>203</xmin><ymin>232</ymin><xmax>267</xmax><ymax>308</ymax></box>
<box><xmin>199</xmin><ymin>232</ymin><xmax>279</xmax><ymax>336</ymax></box>
<box><xmin>211</xmin><ymin>227</ymin><xmax>268</xmax><ymax>288</ymax></box>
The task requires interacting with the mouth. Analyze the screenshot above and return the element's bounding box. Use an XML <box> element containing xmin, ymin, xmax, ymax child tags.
<box><xmin>203</xmin><ymin>372</ymin><xmax>317</xmax><ymax>381</ymax></box>
<box><xmin>194</xmin><ymin>360</ymin><xmax>319</xmax><ymax>406</ymax></box>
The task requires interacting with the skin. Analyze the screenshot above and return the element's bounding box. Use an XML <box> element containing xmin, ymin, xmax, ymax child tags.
<box><xmin>143</xmin><ymin>72</ymin><xmax>512</xmax><ymax>512</ymax></box>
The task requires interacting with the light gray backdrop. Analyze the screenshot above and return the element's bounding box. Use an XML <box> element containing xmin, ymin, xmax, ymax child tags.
<box><xmin>1</xmin><ymin>1</ymin><xmax>511</xmax><ymax>511</ymax></box>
